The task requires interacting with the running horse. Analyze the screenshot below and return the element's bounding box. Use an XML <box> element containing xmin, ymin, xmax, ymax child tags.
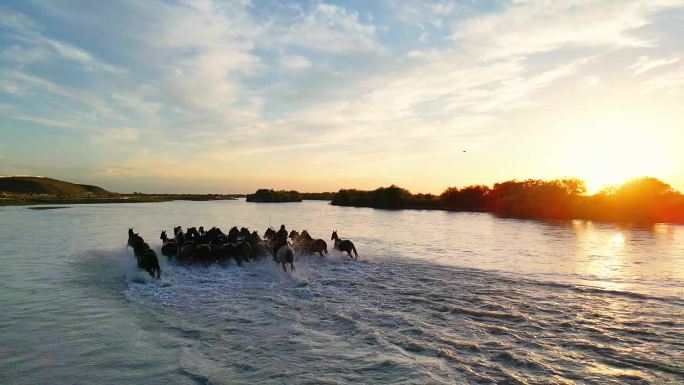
<box><xmin>288</xmin><ymin>230</ymin><xmax>307</xmax><ymax>253</ymax></box>
<box><xmin>301</xmin><ymin>230</ymin><xmax>328</xmax><ymax>257</ymax></box>
<box><xmin>264</xmin><ymin>228</ymin><xmax>277</xmax><ymax>259</ymax></box>
<box><xmin>275</xmin><ymin>244</ymin><xmax>296</xmax><ymax>272</ymax></box>
<box><xmin>127</xmin><ymin>229</ymin><xmax>162</xmax><ymax>279</ymax></box>
<box><xmin>160</xmin><ymin>230</ymin><xmax>177</xmax><ymax>258</ymax></box>
<box><xmin>330</xmin><ymin>230</ymin><xmax>358</xmax><ymax>260</ymax></box>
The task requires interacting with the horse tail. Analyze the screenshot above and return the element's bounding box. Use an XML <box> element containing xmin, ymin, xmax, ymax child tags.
<box><xmin>352</xmin><ymin>244</ymin><xmax>359</xmax><ymax>258</ymax></box>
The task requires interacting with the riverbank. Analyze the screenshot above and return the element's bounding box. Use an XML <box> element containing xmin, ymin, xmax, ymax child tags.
<box><xmin>0</xmin><ymin>193</ymin><xmax>240</xmax><ymax>206</ymax></box>
<box><xmin>330</xmin><ymin>178</ymin><xmax>684</xmax><ymax>224</ymax></box>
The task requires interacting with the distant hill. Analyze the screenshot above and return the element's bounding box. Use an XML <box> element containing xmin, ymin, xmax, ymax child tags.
<box><xmin>0</xmin><ymin>176</ymin><xmax>112</xmax><ymax>196</ymax></box>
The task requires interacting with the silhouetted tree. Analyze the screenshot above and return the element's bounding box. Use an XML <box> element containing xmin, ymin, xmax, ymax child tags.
<box><xmin>440</xmin><ymin>185</ymin><xmax>490</xmax><ymax>211</ymax></box>
<box><xmin>246</xmin><ymin>189</ymin><xmax>302</xmax><ymax>202</ymax></box>
<box><xmin>329</xmin><ymin>177</ymin><xmax>684</xmax><ymax>224</ymax></box>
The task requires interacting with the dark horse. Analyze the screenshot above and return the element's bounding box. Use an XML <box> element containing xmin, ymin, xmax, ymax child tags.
<box><xmin>331</xmin><ymin>230</ymin><xmax>358</xmax><ymax>260</ymax></box>
<box><xmin>264</xmin><ymin>227</ymin><xmax>277</xmax><ymax>260</ymax></box>
<box><xmin>301</xmin><ymin>230</ymin><xmax>327</xmax><ymax>257</ymax></box>
<box><xmin>160</xmin><ymin>230</ymin><xmax>177</xmax><ymax>258</ymax></box>
<box><xmin>128</xmin><ymin>229</ymin><xmax>162</xmax><ymax>279</ymax></box>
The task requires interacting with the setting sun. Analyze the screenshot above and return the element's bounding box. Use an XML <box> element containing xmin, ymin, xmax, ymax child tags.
<box><xmin>558</xmin><ymin>103</ymin><xmax>676</xmax><ymax>194</ymax></box>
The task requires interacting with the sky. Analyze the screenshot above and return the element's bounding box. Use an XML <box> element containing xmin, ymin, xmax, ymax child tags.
<box><xmin>1</xmin><ymin>0</ymin><xmax>683</xmax><ymax>194</ymax></box>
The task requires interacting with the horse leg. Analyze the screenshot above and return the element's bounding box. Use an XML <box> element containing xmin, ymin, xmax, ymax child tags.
<box><xmin>290</xmin><ymin>261</ymin><xmax>295</xmax><ymax>271</ymax></box>
<box><xmin>281</xmin><ymin>261</ymin><xmax>286</xmax><ymax>272</ymax></box>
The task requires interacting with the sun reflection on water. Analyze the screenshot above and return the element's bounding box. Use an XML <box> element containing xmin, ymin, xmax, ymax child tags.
<box><xmin>572</xmin><ymin>223</ymin><xmax>628</xmax><ymax>291</ymax></box>
<box><xmin>610</xmin><ymin>233</ymin><xmax>625</xmax><ymax>246</ymax></box>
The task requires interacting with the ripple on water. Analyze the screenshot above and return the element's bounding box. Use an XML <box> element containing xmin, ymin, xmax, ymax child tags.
<box><xmin>116</xmin><ymin>254</ymin><xmax>684</xmax><ymax>385</ymax></box>
<box><xmin>3</xmin><ymin>200</ymin><xmax>684</xmax><ymax>385</ymax></box>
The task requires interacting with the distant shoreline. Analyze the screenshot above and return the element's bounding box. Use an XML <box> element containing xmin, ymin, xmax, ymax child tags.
<box><xmin>245</xmin><ymin>189</ymin><xmax>335</xmax><ymax>203</ymax></box>
<box><xmin>0</xmin><ymin>194</ymin><xmax>240</xmax><ymax>206</ymax></box>
<box><xmin>329</xmin><ymin>179</ymin><xmax>684</xmax><ymax>225</ymax></box>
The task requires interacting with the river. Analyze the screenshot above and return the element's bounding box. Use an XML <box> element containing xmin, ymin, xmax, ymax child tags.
<box><xmin>1</xmin><ymin>200</ymin><xmax>682</xmax><ymax>384</ymax></box>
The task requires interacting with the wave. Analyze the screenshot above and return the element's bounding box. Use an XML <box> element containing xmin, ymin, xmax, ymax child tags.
<box><xmin>437</xmin><ymin>304</ymin><xmax>529</xmax><ymax>323</ymax></box>
<box><xmin>104</xmin><ymin>248</ymin><xmax>684</xmax><ymax>384</ymax></box>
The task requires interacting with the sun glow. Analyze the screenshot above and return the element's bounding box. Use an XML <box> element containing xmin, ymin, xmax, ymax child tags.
<box><xmin>559</xmin><ymin>105</ymin><xmax>675</xmax><ymax>194</ymax></box>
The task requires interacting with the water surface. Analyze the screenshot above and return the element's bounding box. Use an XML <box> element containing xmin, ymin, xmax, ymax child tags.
<box><xmin>1</xmin><ymin>200</ymin><xmax>683</xmax><ymax>384</ymax></box>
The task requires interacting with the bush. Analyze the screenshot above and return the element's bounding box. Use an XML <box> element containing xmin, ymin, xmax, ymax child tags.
<box><xmin>246</xmin><ymin>189</ymin><xmax>302</xmax><ymax>203</ymax></box>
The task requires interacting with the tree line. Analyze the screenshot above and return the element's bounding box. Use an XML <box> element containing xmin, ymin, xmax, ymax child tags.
<box><xmin>330</xmin><ymin>177</ymin><xmax>684</xmax><ymax>224</ymax></box>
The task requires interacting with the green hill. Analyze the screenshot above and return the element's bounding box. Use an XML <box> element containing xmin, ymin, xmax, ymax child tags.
<box><xmin>0</xmin><ymin>176</ymin><xmax>112</xmax><ymax>196</ymax></box>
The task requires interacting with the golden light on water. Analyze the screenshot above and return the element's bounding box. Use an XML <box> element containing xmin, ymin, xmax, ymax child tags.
<box><xmin>572</xmin><ymin>223</ymin><xmax>629</xmax><ymax>291</ymax></box>
<box><xmin>610</xmin><ymin>233</ymin><xmax>625</xmax><ymax>246</ymax></box>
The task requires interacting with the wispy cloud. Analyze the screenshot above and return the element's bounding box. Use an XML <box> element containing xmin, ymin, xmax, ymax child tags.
<box><xmin>90</xmin><ymin>126</ymin><xmax>141</xmax><ymax>144</ymax></box>
<box><xmin>280</xmin><ymin>55</ymin><xmax>312</xmax><ymax>70</ymax></box>
<box><xmin>0</xmin><ymin>7</ymin><xmax>122</xmax><ymax>73</ymax></box>
<box><xmin>645</xmin><ymin>65</ymin><xmax>684</xmax><ymax>94</ymax></box>
<box><xmin>0</xmin><ymin>0</ymin><xmax>682</xmax><ymax>192</ymax></box>
<box><xmin>278</xmin><ymin>3</ymin><xmax>380</xmax><ymax>53</ymax></box>
<box><xmin>629</xmin><ymin>55</ymin><xmax>680</xmax><ymax>75</ymax></box>
<box><xmin>451</xmin><ymin>1</ymin><xmax>678</xmax><ymax>58</ymax></box>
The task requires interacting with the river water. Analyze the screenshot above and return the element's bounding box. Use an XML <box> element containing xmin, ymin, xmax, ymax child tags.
<box><xmin>1</xmin><ymin>200</ymin><xmax>683</xmax><ymax>384</ymax></box>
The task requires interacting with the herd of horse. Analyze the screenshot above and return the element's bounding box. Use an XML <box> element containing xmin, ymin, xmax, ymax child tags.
<box><xmin>126</xmin><ymin>225</ymin><xmax>359</xmax><ymax>279</ymax></box>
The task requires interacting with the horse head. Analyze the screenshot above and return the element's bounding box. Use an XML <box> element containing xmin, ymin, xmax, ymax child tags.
<box><xmin>331</xmin><ymin>230</ymin><xmax>338</xmax><ymax>240</ymax></box>
<box><xmin>288</xmin><ymin>230</ymin><xmax>299</xmax><ymax>240</ymax></box>
<box><xmin>240</xmin><ymin>227</ymin><xmax>250</xmax><ymax>238</ymax></box>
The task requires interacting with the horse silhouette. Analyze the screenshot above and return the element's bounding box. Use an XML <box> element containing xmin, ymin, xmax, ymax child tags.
<box><xmin>331</xmin><ymin>230</ymin><xmax>358</xmax><ymax>260</ymax></box>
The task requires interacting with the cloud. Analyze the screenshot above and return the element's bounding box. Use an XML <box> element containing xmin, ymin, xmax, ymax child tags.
<box><xmin>645</xmin><ymin>65</ymin><xmax>684</xmax><ymax>94</ymax></box>
<box><xmin>0</xmin><ymin>8</ymin><xmax>122</xmax><ymax>73</ymax></box>
<box><xmin>279</xmin><ymin>3</ymin><xmax>380</xmax><ymax>53</ymax></box>
<box><xmin>579</xmin><ymin>75</ymin><xmax>601</xmax><ymax>88</ymax></box>
<box><xmin>41</xmin><ymin>38</ymin><xmax>123</xmax><ymax>74</ymax></box>
<box><xmin>629</xmin><ymin>55</ymin><xmax>680</xmax><ymax>75</ymax></box>
<box><xmin>6</xmin><ymin>114</ymin><xmax>82</xmax><ymax>130</ymax></box>
<box><xmin>452</xmin><ymin>1</ymin><xmax>679</xmax><ymax>59</ymax></box>
<box><xmin>90</xmin><ymin>127</ymin><xmax>141</xmax><ymax>144</ymax></box>
<box><xmin>385</xmin><ymin>0</ymin><xmax>462</xmax><ymax>28</ymax></box>
<box><xmin>0</xmin><ymin>70</ymin><xmax>122</xmax><ymax>119</ymax></box>
<box><xmin>280</xmin><ymin>55</ymin><xmax>312</xmax><ymax>70</ymax></box>
<box><xmin>148</xmin><ymin>0</ymin><xmax>263</xmax><ymax>112</ymax></box>
<box><xmin>1</xmin><ymin>0</ymin><xmax>683</xmax><ymax>193</ymax></box>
